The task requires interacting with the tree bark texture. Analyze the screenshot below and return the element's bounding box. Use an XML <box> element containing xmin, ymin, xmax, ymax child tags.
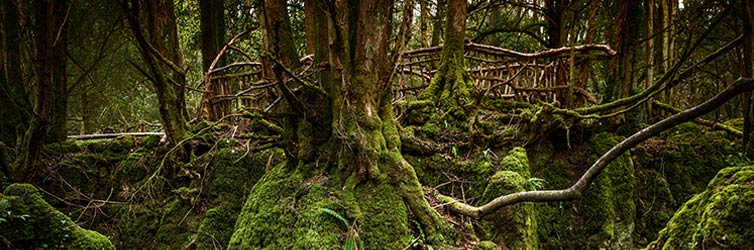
<box><xmin>743</xmin><ymin>0</ymin><xmax>754</xmax><ymax>158</ymax></box>
<box><xmin>0</xmin><ymin>0</ymin><xmax>30</xmax><ymax>146</ymax></box>
<box><xmin>199</xmin><ymin>0</ymin><xmax>228</xmax><ymax>120</ymax></box>
<box><xmin>121</xmin><ymin>0</ymin><xmax>187</xmax><ymax>146</ymax></box>
<box><xmin>421</xmin><ymin>0</ymin><xmax>473</xmax><ymax>121</ymax></box>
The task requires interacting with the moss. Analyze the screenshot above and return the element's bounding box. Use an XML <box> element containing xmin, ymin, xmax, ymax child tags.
<box><xmin>196</xmin><ymin>206</ymin><xmax>235</xmax><ymax>249</ymax></box>
<box><xmin>530</xmin><ymin>132</ymin><xmax>636</xmax><ymax>250</ymax></box>
<box><xmin>228</xmin><ymin>163</ymin><xmax>338</xmax><ymax>249</ymax></box>
<box><xmin>500</xmin><ymin>147</ymin><xmax>531</xmax><ymax>179</ymax></box>
<box><xmin>632</xmin><ymin>122</ymin><xmax>744</xmax><ymax>246</ymax></box>
<box><xmin>0</xmin><ymin>142</ymin><xmax>8</xmax><ymax>182</ymax></box>
<box><xmin>475</xmin><ymin>240</ymin><xmax>498</xmax><ymax>250</ymax></box>
<box><xmin>646</xmin><ymin>166</ymin><xmax>754</xmax><ymax>250</ymax></box>
<box><xmin>44</xmin><ymin>140</ymin><xmax>81</xmax><ymax>155</ymax></box>
<box><xmin>0</xmin><ymin>184</ymin><xmax>115</xmax><ymax>249</ymax></box>
<box><xmin>141</xmin><ymin>134</ymin><xmax>161</xmax><ymax>149</ymax></box>
<box><xmin>478</xmin><ymin>170</ymin><xmax>539</xmax><ymax>249</ymax></box>
<box><xmin>229</xmin><ymin>160</ymin><xmax>413</xmax><ymax>249</ymax></box>
<box><xmin>349</xmin><ymin>183</ymin><xmax>409</xmax><ymax>249</ymax></box>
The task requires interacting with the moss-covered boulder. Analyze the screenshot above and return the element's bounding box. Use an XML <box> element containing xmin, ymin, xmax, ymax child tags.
<box><xmin>531</xmin><ymin>132</ymin><xmax>635</xmax><ymax>249</ymax></box>
<box><xmin>228</xmin><ymin>163</ymin><xmax>410</xmax><ymax>249</ymax></box>
<box><xmin>0</xmin><ymin>184</ymin><xmax>115</xmax><ymax>249</ymax></box>
<box><xmin>477</xmin><ymin>147</ymin><xmax>538</xmax><ymax>249</ymax></box>
<box><xmin>645</xmin><ymin>166</ymin><xmax>754</xmax><ymax>250</ymax></box>
<box><xmin>632</xmin><ymin>123</ymin><xmax>746</xmax><ymax>246</ymax></box>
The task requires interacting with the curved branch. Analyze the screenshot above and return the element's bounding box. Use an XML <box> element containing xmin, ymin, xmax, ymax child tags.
<box><xmin>438</xmin><ymin>78</ymin><xmax>754</xmax><ymax>219</ymax></box>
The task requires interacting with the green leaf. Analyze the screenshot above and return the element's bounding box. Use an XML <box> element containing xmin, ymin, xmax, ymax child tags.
<box><xmin>320</xmin><ymin>208</ymin><xmax>349</xmax><ymax>227</ymax></box>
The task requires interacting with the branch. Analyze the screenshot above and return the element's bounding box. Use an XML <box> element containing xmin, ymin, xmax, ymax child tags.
<box><xmin>652</xmin><ymin>100</ymin><xmax>742</xmax><ymax>137</ymax></box>
<box><xmin>68</xmin><ymin>132</ymin><xmax>165</xmax><ymax>140</ymax></box>
<box><xmin>438</xmin><ymin>78</ymin><xmax>754</xmax><ymax>219</ymax></box>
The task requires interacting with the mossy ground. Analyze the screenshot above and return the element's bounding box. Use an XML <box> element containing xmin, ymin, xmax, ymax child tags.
<box><xmin>0</xmin><ymin>184</ymin><xmax>115</xmax><ymax>249</ymax></box>
<box><xmin>0</xmin><ymin>120</ymin><xmax>748</xmax><ymax>249</ymax></box>
<box><xmin>646</xmin><ymin>166</ymin><xmax>754</xmax><ymax>249</ymax></box>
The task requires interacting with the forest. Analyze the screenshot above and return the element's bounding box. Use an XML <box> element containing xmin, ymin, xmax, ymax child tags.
<box><xmin>1</xmin><ymin>0</ymin><xmax>754</xmax><ymax>249</ymax></box>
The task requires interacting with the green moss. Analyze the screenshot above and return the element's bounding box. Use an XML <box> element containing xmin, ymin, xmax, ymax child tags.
<box><xmin>632</xmin><ymin>123</ymin><xmax>744</xmax><ymax>246</ymax></box>
<box><xmin>229</xmin><ymin>160</ymin><xmax>413</xmax><ymax>249</ymax></box>
<box><xmin>0</xmin><ymin>184</ymin><xmax>115</xmax><ymax>249</ymax></box>
<box><xmin>350</xmin><ymin>183</ymin><xmax>409</xmax><ymax>249</ymax></box>
<box><xmin>44</xmin><ymin>140</ymin><xmax>81</xmax><ymax>155</ymax></box>
<box><xmin>646</xmin><ymin>166</ymin><xmax>754</xmax><ymax>249</ymax></box>
<box><xmin>475</xmin><ymin>240</ymin><xmax>498</xmax><ymax>250</ymax></box>
<box><xmin>478</xmin><ymin>170</ymin><xmax>538</xmax><ymax>249</ymax></box>
<box><xmin>500</xmin><ymin>147</ymin><xmax>531</xmax><ymax>179</ymax></box>
<box><xmin>141</xmin><ymin>134</ymin><xmax>161</xmax><ymax>149</ymax></box>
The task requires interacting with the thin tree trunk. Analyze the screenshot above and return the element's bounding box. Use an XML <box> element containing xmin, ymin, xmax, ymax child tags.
<box><xmin>420</xmin><ymin>0</ymin><xmax>430</xmax><ymax>47</ymax></box>
<box><xmin>421</xmin><ymin>0</ymin><xmax>473</xmax><ymax>121</ymax></box>
<box><xmin>431</xmin><ymin>0</ymin><xmax>446</xmax><ymax>46</ymax></box>
<box><xmin>200</xmin><ymin>0</ymin><xmax>228</xmax><ymax>120</ymax></box>
<box><xmin>1</xmin><ymin>0</ymin><xmax>30</xmax><ymax>146</ymax></box>
<box><xmin>16</xmin><ymin>0</ymin><xmax>56</xmax><ymax>182</ymax></box>
<box><xmin>120</xmin><ymin>0</ymin><xmax>186</xmax><ymax>146</ymax></box>
<box><xmin>743</xmin><ymin>0</ymin><xmax>754</xmax><ymax>158</ymax></box>
<box><xmin>48</xmin><ymin>0</ymin><xmax>70</xmax><ymax>142</ymax></box>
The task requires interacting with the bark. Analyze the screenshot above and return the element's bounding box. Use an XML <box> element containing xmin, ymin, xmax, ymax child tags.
<box><xmin>420</xmin><ymin>0</ymin><xmax>430</xmax><ymax>47</ymax></box>
<box><xmin>199</xmin><ymin>0</ymin><xmax>228</xmax><ymax>120</ymax></box>
<box><xmin>439</xmin><ymin>78</ymin><xmax>754</xmax><ymax>219</ymax></box>
<box><xmin>421</xmin><ymin>0</ymin><xmax>473</xmax><ymax>120</ymax></box>
<box><xmin>15</xmin><ymin>0</ymin><xmax>57</xmax><ymax>181</ymax></box>
<box><xmin>743</xmin><ymin>0</ymin><xmax>754</xmax><ymax>158</ymax></box>
<box><xmin>0</xmin><ymin>0</ymin><xmax>30</xmax><ymax>146</ymax></box>
<box><xmin>606</xmin><ymin>0</ymin><xmax>640</xmax><ymax>102</ymax></box>
<box><xmin>431</xmin><ymin>0</ymin><xmax>446</xmax><ymax>46</ymax></box>
<box><xmin>120</xmin><ymin>0</ymin><xmax>187</xmax><ymax>147</ymax></box>
<box><xmin>48</xmin><ymin>0</ymin><xmax>70</xmax><ymax>142</ymax></box>
<box><xmin>544</xmin><ymin>0</ymin><xmax>566</xmax><ymax>48</ymax></box>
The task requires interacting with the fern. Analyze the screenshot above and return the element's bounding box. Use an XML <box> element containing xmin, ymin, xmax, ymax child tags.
<box><xmin>320</xmin><ymin>208</ymin><xmax>349</xmax><ymax>227</ymax></box>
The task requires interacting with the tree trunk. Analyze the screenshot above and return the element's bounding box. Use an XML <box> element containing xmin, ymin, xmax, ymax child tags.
<box><xmin>606</xmin><ymin>0</ymin><xmax>640</xmax><ymax>102</ymax></box>
<box><xmin>48</xmin><ymin>0</ymin><xmax>70</xmax><ymax>142</ymax></box>
<box><xmin>15</xmin><ymin>0</ymin><xmax>57</xmax><ymax>181</ymax></box>
<box><xmin>545</xmin><ymin>0</ymin><xmax>566</xmax><ymax>48</ymax></box>
<box><xmin>121</xmin><ymin>0</ymin><xmax>187</xmax><ymax>146</ymax></box>
<box><xmin>421</xmin><ymin>0</ymin><xmax>473</xmax><ymax>121</ymax></box>
<box><xmin>420</xmin><ymin>0</ymin><xmax>430</xmax><ymax>47</ymax></box>
<box><xmin>229</xmin><ymin>1</ymin><xmax>453</xmax><ymax>247</ymax></box>
<box><xmin>199</xmin><ymin>0</ymin><xmax>228</xmax><ymax>120</ymax></box>
<box><xmin>431</xmin><ymin>0</ymin><xmax>446</xmax><ymax>46</ymax></box>
<box><xmin>743</xmin><ymin>0</ymin><xmax>754</xmax><ymax>158</ymax></box>
<box><xmin>0</xmin><ymin>0</ymin><xmax>30</xmax><ymax>146</ymax></box>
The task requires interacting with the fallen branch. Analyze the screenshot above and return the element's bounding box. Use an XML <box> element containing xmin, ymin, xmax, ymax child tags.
<box><xmin>437</xmin><ymin>78</ymin><xmax>754</xmax><ymax>219</ymax></box>
<box><xmin>68</xmin><ymin>132</ymin><xmax>165</xmax><ymax>140</ymax></box>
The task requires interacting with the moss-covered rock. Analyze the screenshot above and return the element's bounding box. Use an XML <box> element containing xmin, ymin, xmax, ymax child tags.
<box><xmin>479</xmin><ymin>170</ymin><xmax>538</xmax><ymax>249</ymax></box>
<box><xmin>0</xmin><ymin>184</ymin><xmax>115</xmax><ymax>249</ymax></box>
<box><xmin>632</xmin><ymin>122</ymin><xmax>746</xmax><ymax>246</ymax></box>
<box><xmin>229</xmin><ymin>163</ymin><xmax>410</xmax><ymax>249</ymax></box>
<box><xmin>646</xmin><ymin>166</ymin><xmax>754</xmax><ymax>250</ymax></box>
<box><xmin>531</xmin><ymin>132</ymin><xmax>635</xmax><ymax>249</ymax></box>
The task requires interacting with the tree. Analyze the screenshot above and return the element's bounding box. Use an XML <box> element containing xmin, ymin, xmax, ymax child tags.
<box><xmin>0</xmin><ymin>0</ymin><xmax>31</xmax><ymax>147</ymax></box>
<box><xmin>14</xmin><ymin>0</ymin><xmax>70</xmax><ymax>181</ymax></box>
<box><xmin>229</xmin><ymin>1</ymin><xmax>452</xmax><ymax>247</ymax></box>
<box><xmin>743</xmin><ymin>0</ymin><xmax>754</xmax><ymax>158</ymax></box>
<box><xmin>119</xmin><ymin>0</ymin><xmax>188</xmax><ymax>146</ymax></box>
<box><xmin>199</xmin><ymin>0</ymin><xmax>228</xmax><ymax>120</ymax></box>
<box><xmin>420</xmin><ymin>0</ymin><xmax>473</xmax><ymax>122</ymax></box>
